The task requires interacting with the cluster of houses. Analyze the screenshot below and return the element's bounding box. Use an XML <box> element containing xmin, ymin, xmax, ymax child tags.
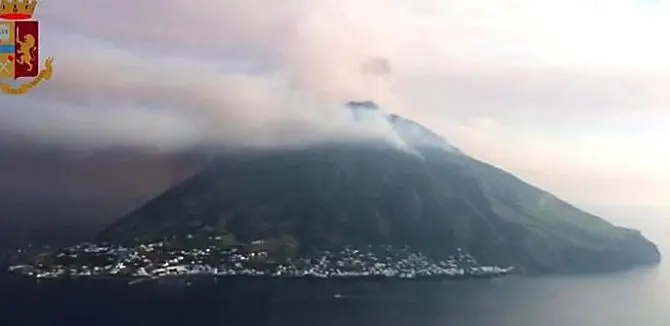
<box><xmin>8</xmin><ymin>239</ymin><xmax>514</xmax><ymax>281</ymax></box>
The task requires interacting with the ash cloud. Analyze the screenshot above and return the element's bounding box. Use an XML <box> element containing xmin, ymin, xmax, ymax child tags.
<box><xmin>0</xmin><ymin>0</ymin><xmax>668</xmax><ymax>206</ymax></box>
<box><xmin>2</xmin><ymin>0</ymin><xmax>411</xmax><ymax>152</ymax></box>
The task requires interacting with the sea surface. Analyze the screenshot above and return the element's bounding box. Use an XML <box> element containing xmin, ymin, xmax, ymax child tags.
<box><xmin>1</xmin><ymin>215</ymin><xmax>669</xmax><ymax>326</ymax></box>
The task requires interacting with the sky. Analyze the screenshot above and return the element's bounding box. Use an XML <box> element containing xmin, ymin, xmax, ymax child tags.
<box><xmin>1</xmin><ymin>0</ymin><xmax>669</xmax><ymax>212</ymax></box>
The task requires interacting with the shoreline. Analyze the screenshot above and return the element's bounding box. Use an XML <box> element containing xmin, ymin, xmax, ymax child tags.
<box><xmin>6</xmin><ymin>269</ymin><xmax>515</xmax><ymax>285</ymax></box>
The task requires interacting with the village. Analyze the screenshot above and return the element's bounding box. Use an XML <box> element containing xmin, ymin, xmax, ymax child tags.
<box><xmin>7</xmin><ymin>236</ymin><xmax>514</xmax><ymax>281</ymax></box>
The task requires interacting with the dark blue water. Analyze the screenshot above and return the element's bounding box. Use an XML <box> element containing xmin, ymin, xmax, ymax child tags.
<box><xmin>1</xmin><ymin>216</ymin><xmax>668</xmax><ymax>326</ymax></box>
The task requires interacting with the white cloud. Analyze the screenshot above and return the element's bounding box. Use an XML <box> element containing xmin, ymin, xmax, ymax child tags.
<box><xmin>3</xmin><ymin>0</ymin><xmax>667</xmax><ymax>205</ymax></box>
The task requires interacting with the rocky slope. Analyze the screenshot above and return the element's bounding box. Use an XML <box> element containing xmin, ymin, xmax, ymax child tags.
<box><xmin>97</xmin><ymin>102</ymin><xmax>661</xmax><ymax>274</ymax></box>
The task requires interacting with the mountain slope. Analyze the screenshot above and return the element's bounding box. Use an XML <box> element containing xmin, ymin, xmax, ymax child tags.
<box><xmin>97</xmin><ymin>103</ymin><xmax>660</xmax><ymax>274</ymax></box>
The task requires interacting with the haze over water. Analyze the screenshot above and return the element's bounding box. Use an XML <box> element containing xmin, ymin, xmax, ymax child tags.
<box><xmin>0</xmin><ymin>214</ymin><xmax>667</xmax><ymax>326</ymax></box>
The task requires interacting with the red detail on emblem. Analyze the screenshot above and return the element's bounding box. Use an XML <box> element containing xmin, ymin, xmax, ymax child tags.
<box><xmin>7</xmin><ymin>55</ymin><xmax>13</xmax><ymax>61</ymax></box>
<box><xmin>0</xmin><ymin>13</ymin><xmax>31</xmax><ymax>20</ymax></box>
<box><xmin>14</xmin><ymin>20</ymin><xmax>38</xmax><ymax>78</ymax></box>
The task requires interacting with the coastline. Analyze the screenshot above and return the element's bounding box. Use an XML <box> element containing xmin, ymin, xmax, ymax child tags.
<box><xmin>3</xmin><ymin>270</ymin><xmax>514</xmax><ymax>289</ymax></box>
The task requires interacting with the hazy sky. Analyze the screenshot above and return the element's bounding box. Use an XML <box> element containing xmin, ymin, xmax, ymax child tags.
<box><xmin>2</xmin><ymin>0</ymin><xmax>669</xmax><ymax>207</ymax></box>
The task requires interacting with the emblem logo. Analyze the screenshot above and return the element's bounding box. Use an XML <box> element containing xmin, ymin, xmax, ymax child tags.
<box><xmin>0</xmin><ymin>0</ymin><xmax>54</xmax><ymax>95</ymax></box>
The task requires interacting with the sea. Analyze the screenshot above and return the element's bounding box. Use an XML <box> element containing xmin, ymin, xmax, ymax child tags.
<box><xmin>1</xmin><ymin>215</ymin><xmax>669</xmax><ymax>326</ymax></box>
